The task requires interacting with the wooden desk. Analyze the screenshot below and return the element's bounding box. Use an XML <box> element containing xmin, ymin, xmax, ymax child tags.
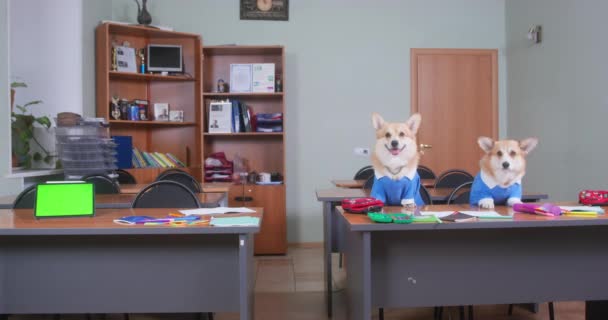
<box><xmin>0</xmin><ymin>208</ymin><xmax>261</xmax><ymax>319</ymax></box>
<box><xmin>339</xmin><ymin>204</ymin><xmax>608</xmax><ymax>319</ymax></box>
<box><xmin>315</xmin><ymin>187</ymin><xmax>549</xmax><ymax>317</ymax></box>
<box><xmin>332</xmin><ymin>179</ymin><xmax>435</xmax><ymax>189</ymax></box>
<box><xmin>0</xmin><ymin>192</ymin><xmax>226</xmax><ymax>209</ymax></box>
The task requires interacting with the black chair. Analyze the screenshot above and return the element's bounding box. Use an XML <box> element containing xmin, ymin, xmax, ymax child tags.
<box><xmin>132</xmin><ymin>181</ymin><xmax>200</xmax><ymax>208</ymax></box>
<box><xmin>155</xmin><ymin>171</ymin><xmax>201</xmax><ymax>194</ymax></box>
<box><xmin>434</xmin><ymin>169</ymin><xmax>474</xmax><ymax>189</ymax></box>
<box><xmin>354</xmin><ymin>165</ymin><xmax>374</xmax><ymax>181</ymax></box>
<box><xmin>419</xmin><ymin>185</ymin><xmax>432</xmax><ymax>205</ymax></box>
<box><xmin>363</xmin><ymin>175</ymin><xmax>375</xmax><ymax>190</ymax></box>
<box><xmin>156</xmin><ymin>168</ymin><xmax>188</xmax><ymax>180</ymax></box>
<box><xmin>115</xmin><ymin>169</ymin><xmax>137</xmax><ymax>184</ymax></box>
<box><xmin>13</xmin><ymin>185</ymin><xmax>37</xmax><ymax>209</ymax></box>
<box><xmin>446</xmin><ymin>181</ymin><xmax>473</xmax><ymax>205</ymax></box>
<box><xmin>83</xmin><ymin>174</ymin><xmax>121</xmax><ymax>194</ymax></box>
<box><xmin>417</xmin><ymin>165</ymin><xmax>436</xmax><ymax>179</ymax></box>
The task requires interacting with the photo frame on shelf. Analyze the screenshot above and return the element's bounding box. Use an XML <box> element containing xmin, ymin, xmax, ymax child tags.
<box><xmin>115</xmin><ymin>46</ymin><xmax>137</xmax><ymax>73</ymax></box>
<box><xmin>230</xmin><ymin>64</ymin><xmax>253</xmax><ymax>93</ymax></box>
<box><xmin>153</xmin><ymin>103</ymin><xmax>170</xmax><ymax>121</ymax></box>
<box><xmin>169</xmin><ymin>110</ymin><xmax>184</xmax><ymax>122</ymax></box>
<box><xmin>240</xmin><ymin>0</ymin><xmax>289</xmax><ymax>21</ymax></box>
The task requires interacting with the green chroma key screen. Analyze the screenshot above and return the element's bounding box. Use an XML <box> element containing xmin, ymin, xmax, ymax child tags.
<box><xmin>35</xmin><ymin>183</ymin><xmax>95</xmax><ymax>218</ymax></box>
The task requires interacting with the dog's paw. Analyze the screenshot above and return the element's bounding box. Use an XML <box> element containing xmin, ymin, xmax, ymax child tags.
<box><xmin>401</xmin><ymin>199</ymin><xmax>416</xmax><ymax>210</ymax></box>
<box><xmin>507</xmin><ymin>197</ymin><xmax>522</xmax><ymax>207</ymax></box>
<box><xmin>478</xmin><ymin>198</ymin><xmax>495</xmax><ymax>209</ymax></box>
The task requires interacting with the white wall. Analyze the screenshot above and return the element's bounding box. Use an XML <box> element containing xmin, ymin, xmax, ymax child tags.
<box><xmin>10</xmin><ymin>0</ymin><xmax>84</xmax><ymax>120</ymax></box>
<box><xmin>506</xmin><ymin>0</ymin><xmax>608</xmax><ymax>201</ymax></box>
<box><xmin>112</xmin><ymin>0</ymin><xmax>507</xmax><ymax>242</ymax></box>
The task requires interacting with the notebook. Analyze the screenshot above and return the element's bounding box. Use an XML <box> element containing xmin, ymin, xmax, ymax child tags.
<box><xmin>35</xmin><ymin>182</ymin><xmax>95</xmax><ymax>218</ymax></box>
<box><xmin>210</xmin><ymin>216</ymin><xmax>260</xmax><ymax>227</ymax></box>
<box><xmin>439</xmin><ymin>212</ymin><xmax>478</xmax><ymax>223</ymax></box>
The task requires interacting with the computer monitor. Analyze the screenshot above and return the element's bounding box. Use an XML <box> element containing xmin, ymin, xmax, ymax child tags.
<box><xmin>147</xmin><ymin>44</ymin><xmax>183</xmax><ymax>73</ymax></box>
<box><xmin>35</xmin><ymin>182</ymin><xmax>95</xmax><ymax>218</ymax></box>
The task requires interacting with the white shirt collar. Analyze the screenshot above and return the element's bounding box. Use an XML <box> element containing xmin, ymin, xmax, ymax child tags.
<box><xmin>480</xmin><ymin>170</ymin><xmax>521</xmax><ymax>189</ymax></box>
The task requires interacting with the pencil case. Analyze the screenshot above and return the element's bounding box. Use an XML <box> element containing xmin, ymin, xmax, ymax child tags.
<box><xmin>342</xmin><ymin>197</ymin><xmax>384</xmax><ymax>213</ymax></box>
<box><xmin>579</xmin><ymin>190</ymin><xmax>608</xmax><ymax>205</ymax></box>
<box><xmin>367</xmin><ymin>213</ymin><xmax>413</xmax><ymax>224</ymax></box>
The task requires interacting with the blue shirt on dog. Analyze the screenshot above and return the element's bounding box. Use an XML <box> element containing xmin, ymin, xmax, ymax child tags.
<box><xmin>469</xmin><ymin>172</ymin><xmax>522</xmax><ymax>206</ymax></box>
<box><xmin>370</xmin><ymin>170</ymin><xmax>425</xmax><ymax>206</ymax></box>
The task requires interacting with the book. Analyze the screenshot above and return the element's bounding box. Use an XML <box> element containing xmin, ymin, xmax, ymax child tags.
<box><xmin>142</xmin><ymin>152</ymin><xmax>160</xmax><ymax>167</ymax></box>
<box><xmin>208</xmin><ymin>101</ymin><xmax>232</xmax><ymax>133</ymax></box>
<box><xmin>210</xmin><ymin>216</ymin><xmax>260</xmax><ymax>227</ymax></box>
<box><xmin>166</xmin><ymin>153</ymin><xmax>186</xmax><ymax>167</ymax></box>
<box><xmin>248</xmin><ymin>106</ymin><xmax>256</xmax><ymax>131</ymax></box>
<box><xmin>153</xmin><ymin>152</ymin><xmax>172</xmax><ymax>168</ymax></box>
<box><xmin>134</xmin><ymin>149</ymin><xmax>147</xmax><ymax>167</ymax></box>
<box><xmin>231</xmin><ymin>100</ymin><xmax>241</xmax><ymax>132</ymax></box>
<box><xmin>240</xmin><ymin>102</ymin><xmax>251</xmax><ymax>132</ymax></box>
<box><xmin>158</xmin><ymin>153</ymin><xmax>177</xmax><ymax>167</ymax></box>
<box><xmin>439</xmin><ymin>212</ymin><xmax>478</xmax><ymax>223</ymax></box>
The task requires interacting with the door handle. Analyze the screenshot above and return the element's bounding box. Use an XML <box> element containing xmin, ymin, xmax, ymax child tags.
<box><xmin>419</xmin><ymin>143</ymin><xmax>433</xmax><ymax>150</ymax></box>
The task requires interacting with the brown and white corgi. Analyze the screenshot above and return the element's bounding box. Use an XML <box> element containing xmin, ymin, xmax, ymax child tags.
<box><xmin>369</xmin><ymin>113</ymin><xmax>424</xmax><ymax>207</ymax></box>
<box><xmin>470</xmin><ymin>137</ymin><xmax>538</xmax><ymax>208</ymax></box>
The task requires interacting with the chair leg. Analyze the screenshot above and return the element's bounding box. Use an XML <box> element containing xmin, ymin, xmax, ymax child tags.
<box><xmin>468</xmin><ymin>305</ymin><xmax>474</xmax><ymax>320</ymax></box>
<box><xmin>434</xmin><ymin>307</ymin><xmax>439</xmax><ymax>320</ymax></box>
<box><xmin>508</xmin><ymin>304</ymin><xmax>514</xmax><ymax>315</ymax></box>
<box><xmin>207</xmin><ymin>312</ymin><xmax>214</xmax><ymax>320</ymax></box>
<box><xmin>459</xmin><ymin>306</ymin><xmax>465</xmax><ymax>320</ymax></box>
<box><xmin>339</xmin><ymin>253</ymin><xmax>343</xmax><ymax>269</ymax></box>
<box><xmin>378</xmin><ymin>307</ymin><xmax>384</xmax><ymax>320</ymax></box>
<box><xmin>53</xmin><ymin>315</ymin><xmax>61</xmax><ymax>320</ymax></box>
<box><xmin>548</xmin><ymin>302</ymin><xmax>555</xmax><ymax>320</ymax></box>
<box><xmin>86</xmin><ymin>314</ymin><xmax>92</xmax><ymax>320</ymax></box>
<box><xmin>124</xmin><ymin>313</ymin><xmax>130</xmax><ymax>320</ymax></box>
<box><xmin>437</xmin><ymin>306</ymin><xmax>443</xmax><ymax>320</ymax></box>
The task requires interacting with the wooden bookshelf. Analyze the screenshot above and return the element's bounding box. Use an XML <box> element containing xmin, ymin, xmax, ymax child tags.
<box><xmin>202</xmin><ymin>45</ymin><xmax>286</xmax><ymax>255</ymax></box>
<box><xmin>96</xmin><ymin>23</ymin><xmax>203</xmax><ymax>183</ymax></box>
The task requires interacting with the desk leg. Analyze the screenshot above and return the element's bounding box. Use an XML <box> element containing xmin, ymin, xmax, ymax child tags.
<box><xmin>345</xmin><ymin>230</ymin><xmax>371</xmax><ymax>320</ymax></box>
<box><xmin>323</xmin><ymin>201</ymin><xmax>333</xmax><ymax>318</ymax></box>
<box><xmin>239</xmin><ymin>234</ymin><xmax>254</xmax><ymax>320</ymax></box>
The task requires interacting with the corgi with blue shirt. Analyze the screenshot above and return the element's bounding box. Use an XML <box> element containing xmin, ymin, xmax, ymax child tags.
<box><xmin>471</xmin><ymin>136</ymin><xmax>538</xmax><ymax>208</ymax></box>
<box><xmin>369</xmin><ymin>113</ymin><xmax>425</xmax><ymax>208</ymax></box>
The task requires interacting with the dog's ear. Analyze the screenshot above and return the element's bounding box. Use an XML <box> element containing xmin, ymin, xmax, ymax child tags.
<box><xmin>405</xmin><ymin>113</ymin><xmax>422</xmax><ymax>134</ymax></box>
<box><xmin>372</xmin><ymin>113</ymin><xmax>385</xmax><ymax>130</ymax></box>
<box><xmin>477</xmin><ymin>137</ymin><xmax>494</xmax><ymax>153</ymax></box>
<box><xmin>519</xmin><ymin>138</ymin><xmax>538</xmax><ymax>154</ymax></box>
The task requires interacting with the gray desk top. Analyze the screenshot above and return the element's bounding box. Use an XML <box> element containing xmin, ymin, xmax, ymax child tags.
<box><xmin>339</xmin><ymin>204</ymin><xmax>608</xmax><ymax>231</ymax></box>
<box><xmin>0</xmin><ymin>208</ymin><xmax>262</xmax><ymax>236</ymax></box>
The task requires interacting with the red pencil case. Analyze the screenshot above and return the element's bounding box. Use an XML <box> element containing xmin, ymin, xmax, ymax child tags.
<box><xmin>341</xmin><ymin>197</ymin><xmax>384</xmax><ymax>213</ymax></box>
<box><xmin>579</xmin><ymin>190</ymin><xmax>608</xmax><ymax>205</ymax></box>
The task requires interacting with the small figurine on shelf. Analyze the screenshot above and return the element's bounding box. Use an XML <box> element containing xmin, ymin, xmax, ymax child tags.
<box><xmin>138</xmin><ymin>48</ymin><xmax>146</xmax><ymax>74</ymax></box>
<box><xmin>275</xmin><ymin>76</ymin><xmax>283</xmax><ymax>92</ymax></box>
<box><xmin>110</xmin><ymin>95</ymin><xmax>121</xmax><ymax>120</ymax></box>
<box><xmin>217</xmin><ymin>79</ymin><xmax>227</xmax><ymax>93</ymax></box>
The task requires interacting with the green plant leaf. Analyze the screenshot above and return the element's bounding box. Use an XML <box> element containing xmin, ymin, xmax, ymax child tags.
<box><xmin>35</xmin><ymin>116</ymin><xmax>51</xmax><ymax>128</ymax></box>
<box><xmin>33</xmin><ymin>152</ymin><xmax>42</xmax><ymax>161</ymax></box>
<box><xmin>44</xmin><ymin>155</ymin><xmax>52</xmax><ymax>164</ymax></box>
<box><xmin>23</xmin><ymin>100</ymin><xmax>43</xmax><ymax>108</ymax></box>
<box><xmin>15</xmin><ymin>105</ymin><xmax>27</xmax><ymax>113</ymax></box>
<box><xmin>10</xmin><ymin>82</ymin><xmax>27</xmax><ymax>88</ymax></box>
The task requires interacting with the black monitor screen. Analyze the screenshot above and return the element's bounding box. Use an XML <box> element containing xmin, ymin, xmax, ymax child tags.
<box><xmin>148</xmin><ymin>45</ymin><xmax>182</xmax><ymax>72</ymax></box>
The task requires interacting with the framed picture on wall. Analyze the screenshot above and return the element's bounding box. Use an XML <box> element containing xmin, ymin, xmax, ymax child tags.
<box><xmin>240</xmin><ymin>0</ymin><xmax>289</xmax><ymax>21</ymax></box>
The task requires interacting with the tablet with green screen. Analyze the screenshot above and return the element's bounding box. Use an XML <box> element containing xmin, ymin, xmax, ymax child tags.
<box><xmin>35</xmin><ymin>183</ymin><xmax>95</xmax><ymax>218</ymax></box>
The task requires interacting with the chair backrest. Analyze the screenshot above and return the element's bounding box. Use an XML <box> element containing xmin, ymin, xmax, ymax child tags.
<box><xmin>363</xmin><ymin>176</ymin><xmax>374</xmax><ymax>190</ymax></box>
<box><xmin>83</xmin><ymin>174</ymin><xmax>121</xmax><ymax>194</ymax></box>
<box><xmin>419</xmin><ymin>185</ymin><xmax>432</xmax><ymax>205</ymax></box>
<box><xmin>115</xmin><ymin>169</ymin><xmax>137</xmax><ymax>184</ymax></box>
<box><xmin>417</xmin><ymin>165</ymin><xmax>436</xmax><ymax>179</ymax></box>
<box><xmin>156</xmin><ymin>168</ymin><xmax>188</xmax><ymax>180</ymax></box>
<box><xmin>353</xmin><ymin>166</ymin><xmax>374</xmax><ymax>181</ymax></box>
<box><xmin>13</xmin><ymin>185</ymin><xmax>37</xmax><ymax>209</ymax></box>
<box><xmin>434</xmin><ymin>169</ymin><xmax>474</xmax><ymax>189</ymax></box>
<box><xmin>447</xmin><ymin>181</ymin><xmax>474</xmax><ymax>205</ymax></box>
<box><xmin>155</xmin><ymin>171</ymin><xmax>201</xmax><ymax>193</ymax></box>
<box><xmin>132</xmin><ymin>180</ymin><xmax>200</xmax><ymax>208</ymax></box>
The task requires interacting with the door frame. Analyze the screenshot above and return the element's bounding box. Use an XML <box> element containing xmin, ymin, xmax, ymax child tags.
<box><xmin>410</xmin><ymin>48</ymin><xmax>499</xmax><ymax>139</ymax></box>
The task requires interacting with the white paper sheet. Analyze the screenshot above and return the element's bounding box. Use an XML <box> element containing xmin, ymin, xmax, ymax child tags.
<box><xmin>459</xmin><ymin>211</ymin><xmax>512</xmax><ymax>219</ymax></box>
<box><xmin>419</xmin><ymin>211</ymin><xmax>455</xmax><ymax>218</ymax></box>
<box><xmin>179</xmin><ymin>207</ymin><xmax>256</xmax><ymax>215</ymax></box>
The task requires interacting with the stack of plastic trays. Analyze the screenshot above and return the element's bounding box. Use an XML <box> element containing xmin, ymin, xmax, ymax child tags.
<box><xmin>55</xmin><ymin>119</ymin><xmax>118</xmax><ymax>180</ymax></box>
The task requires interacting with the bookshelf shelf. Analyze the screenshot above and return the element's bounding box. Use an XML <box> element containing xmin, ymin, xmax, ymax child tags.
<box><xmin>203</xmin><ymin>92</ymin><xmax>283</xmax><ymax>97</ymax></box>
<box><xmin>109</xmin><ymin>120</ymin><xmax>197</xmax><ymax>126</ymax></box>
<box><xmin>109</xmin><ymin>71</ymin><xmax>196</xmax><ymax>82</ymax></box>
<box><xmin>203</xmin><ymin>132</ymin><xmax>283</xmax><ymax>137</ymax></box>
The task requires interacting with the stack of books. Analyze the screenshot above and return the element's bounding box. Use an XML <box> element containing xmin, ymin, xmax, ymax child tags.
<box><xmin>131</xmin><ymin>148</ymin><xmax>185</xmax><ymax>168</ymax></box>
<box><xmin>256</xmin><ymin>113</ymin><xmax>283</xmax><ymax>132</ymax></box>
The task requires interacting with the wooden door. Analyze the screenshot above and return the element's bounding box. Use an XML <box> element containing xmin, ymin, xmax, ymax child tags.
<box><xmin>411</xmin><ymin>49</ymin><xmax>498</xmax><ymax>176</ymax></box>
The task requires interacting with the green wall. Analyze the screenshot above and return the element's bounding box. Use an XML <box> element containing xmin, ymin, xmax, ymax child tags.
<box><xmin>111</xmin><ymin>0</ymin><xmax>507</xmax><ymax>242</ymax></box>
<box><xmin>506</xmin><ymin>0</ymin><xmax>606</xmax><ymax>201</ymax></box>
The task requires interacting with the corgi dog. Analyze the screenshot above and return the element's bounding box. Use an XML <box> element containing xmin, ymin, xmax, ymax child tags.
<box><xmin>369</xmin><ymin>113</ymin><xmax>424</xmax><ymax>208</ymax></box>
<box><xmin>470</xmin><ymin>137</ymin><xmax>539</xmax><ymax>208</ymax></box>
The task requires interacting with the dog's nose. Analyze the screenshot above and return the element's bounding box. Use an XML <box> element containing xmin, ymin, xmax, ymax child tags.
<box><xmin>391</xmin><ymin>140</ymin><xmax>399</xmax><ymax>148</ymax></box>
<box><xmin>502</xmin><ymin>162</ymin><xmax>510</xmax><ymax>169</ymax></box>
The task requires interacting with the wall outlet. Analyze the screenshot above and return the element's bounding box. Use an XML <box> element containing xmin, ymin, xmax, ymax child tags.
<box><xmin>354</xmin><ymin>147</ymin><xmax>370</xmax><ymax>157</ymax></box>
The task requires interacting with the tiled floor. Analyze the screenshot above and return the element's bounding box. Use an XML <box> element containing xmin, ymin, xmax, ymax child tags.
<box><xmin>10</xmin><ymin>245</ymin><xmax>586</xmax><ymax>319</ymax></box>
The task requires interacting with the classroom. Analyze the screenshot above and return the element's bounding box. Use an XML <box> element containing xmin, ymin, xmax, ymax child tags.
<box><xmin>0</xmin><ymin>1</ymin><xmax>606</xmax><ymax>319</ymax></box>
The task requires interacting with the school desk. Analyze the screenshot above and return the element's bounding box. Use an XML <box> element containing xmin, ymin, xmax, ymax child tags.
<box><xmin>315</xmin><ymin>187</ymin><xmax>549</xmax><ymax>317</ymax></box>
<box><xmin>338</xmin><ymin>204</ymin><xmax>608</xmax><ymax>320</ymax></box>
<box><xmin>0</xmin><ymin>207</ymin><xmax>261</xmax><ymax>320</ymax></box>
<box><xmin>331</xmin><ymin>179</ymin><xmax>436</xmax><ymax>189</ymax></box>
<box><xmin>0</xmin><ymin>192</ymin><xmax>226</xmax><ymax>209</ymax></box>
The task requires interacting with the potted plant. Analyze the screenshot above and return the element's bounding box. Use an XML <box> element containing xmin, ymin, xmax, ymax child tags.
<box><xmin>10</xmin><ymin>81</ymin><xmax>53</xmax><ymax>169</ymax></box>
